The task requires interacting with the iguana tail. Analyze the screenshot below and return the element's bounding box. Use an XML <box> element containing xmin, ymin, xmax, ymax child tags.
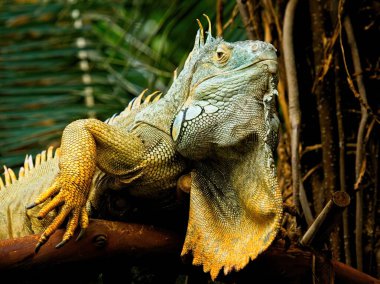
<box><xmin>0</xmin><ymin>147</ymin><xmax>60</xmax><ymax>240</ymax></box>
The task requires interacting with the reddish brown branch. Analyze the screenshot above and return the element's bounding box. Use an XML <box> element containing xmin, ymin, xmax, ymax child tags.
<box><xmin>332</xmin><ymin>260</ymin><xmax>379</xmax><ymax>284</ymax></box>
<box><xmin>0</xmin><ymin>219</ymin><xmax>181</xmax><ymax>271</ymax></box>
<box><xmin>0</xmin><ymin>219</ymin><xmax>378</xmax><ymax>283</ymax></box>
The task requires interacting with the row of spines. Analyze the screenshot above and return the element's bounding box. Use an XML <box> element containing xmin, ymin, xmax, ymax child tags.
<box><xmin>0</xmin><ymin>146</ymin><xmax>60</xmax><ymax>190</ymax></box>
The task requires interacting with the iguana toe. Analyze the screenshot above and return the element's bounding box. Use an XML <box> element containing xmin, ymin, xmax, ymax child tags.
<box><xmin>55</xmin><ymin>239</ymin><xmax>68</xmax><ymax>248</ymax></box>
<box><xmin>76</xmin><ymin>228</ymin><xmax>86</xmax><ymax>241</ymax></box>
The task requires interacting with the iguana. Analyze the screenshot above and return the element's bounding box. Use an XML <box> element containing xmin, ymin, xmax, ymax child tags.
<box><xmin>0</xmin><ymin>18</ymin><xmax>282</xmax><ymax>280</ymax></box>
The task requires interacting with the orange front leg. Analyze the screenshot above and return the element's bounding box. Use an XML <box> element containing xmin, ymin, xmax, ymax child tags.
<box><xmin>27</xmin><ymin>119</ymin><xmax>145</xmax><ymax>252</ymax></box>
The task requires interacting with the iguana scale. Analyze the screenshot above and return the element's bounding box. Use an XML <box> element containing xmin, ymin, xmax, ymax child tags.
<box><xmin>0</xmin><ymin>18</ymin><xmax>282</xmax><ymax>280</ymax></box>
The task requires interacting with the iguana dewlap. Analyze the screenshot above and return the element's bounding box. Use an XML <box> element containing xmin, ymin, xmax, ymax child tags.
<box><xmin>171</xmin><ymin>36</ymin><xmax>282</xmax><ymax>279</ymax></box>
<box><xmin>0</xmin><ymin>18</ymin><xmax>282</xmax><ymax>280</ymax></box>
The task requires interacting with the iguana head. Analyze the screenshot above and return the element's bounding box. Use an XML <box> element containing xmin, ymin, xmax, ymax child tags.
<box><xmin>171</xmin><ymin>35</ymin><xmax>278</xmax><ymax>159</ymax></box>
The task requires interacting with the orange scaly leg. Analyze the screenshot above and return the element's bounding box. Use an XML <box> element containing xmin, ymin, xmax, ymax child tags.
<box><xmin>27</xmin><ymin>119</ymin><xmax>145</xmax><ymax>252</ymax></box>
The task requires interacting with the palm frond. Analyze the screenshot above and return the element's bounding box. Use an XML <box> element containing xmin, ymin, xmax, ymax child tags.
<box><xmin>0</xmin><ymin>0</ymin><xmax>240</xmax><ymax>168</ymax></box>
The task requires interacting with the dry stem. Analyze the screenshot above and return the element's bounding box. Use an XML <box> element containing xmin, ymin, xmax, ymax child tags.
<box><xmin>341</xmin><ymin>13</ymin><xmax>369</xmax><ymax>271</ymax></box>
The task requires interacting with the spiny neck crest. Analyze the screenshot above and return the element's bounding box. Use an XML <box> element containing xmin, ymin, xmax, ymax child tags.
<box><xmin>0</xmin><ymin>146</ymin><xmax>60</xmax><ymax>190</ymax></box>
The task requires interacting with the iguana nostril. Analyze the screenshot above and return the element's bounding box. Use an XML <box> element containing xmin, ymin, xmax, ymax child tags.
<box><xmin>252</xmin><ymin>42</ymin><xmax>259</xmax><ymax>51</ymax></box>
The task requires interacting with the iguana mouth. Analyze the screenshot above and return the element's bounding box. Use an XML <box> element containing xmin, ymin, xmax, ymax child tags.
<box><xmin>189</xmin><ymin>58</ymin><xmax>277</xmax><ymax>95</ymax></box>
<box><xmin>218</xmin><ymin>58</ymin><xmax>278</xmax><ymax>76</ymax></box>
<box><xmin>236</xmin><ymin>58</ymin><xmax>278</xmax><ymax>74</ymax></box>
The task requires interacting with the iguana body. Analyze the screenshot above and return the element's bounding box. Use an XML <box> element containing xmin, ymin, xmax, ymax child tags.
<box><xmin>0</xmin><ymin>21</ymin><xmax>282</xmax><ymax>279</ymax></box>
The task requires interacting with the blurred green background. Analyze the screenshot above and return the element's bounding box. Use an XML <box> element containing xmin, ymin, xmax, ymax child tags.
<box><xmin>0</xmin><ymin>0</ymin><xmax>245</xmax><ymax>167</ymax></box>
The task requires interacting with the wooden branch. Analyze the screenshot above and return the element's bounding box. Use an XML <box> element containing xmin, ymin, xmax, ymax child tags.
<box><xmin>216</xmin><ymin>0</ymin><xmax>224</xmax><ymax>36</ymax></box>
<box><xmin>300</xmin><ymin>182</ymin><xmax>315</xmax><ymax>227</ymax></box>
<box><xmin>283</xmin><ymin>0</ymin><xmax>300</xmax><ymax>213</ymax></box>
<box><xmin>309</xmin><ymin>0</ymin><xmax>339</xmax><ymax>209</ymax></box>
<box><xmin>222</xmin><ymin>4</ymin><xmax>239</xmax><ymax>31</ymax></box>
<box><xmin>338</xmin><ymin>6</ymin><xmax>379</xmax><ymax>124</ymax></box>
<box><xmin>300</xmin><ymin>191</ymin><xmax>350</xmax><ymax>247</ymax></box>
<box><xmin>283</xmin><ymin>0</ymin><xmax>314</xmax><ymax>222</ymax></box>
<box><xmin>332</xmin><ymin>260</ymin><xmax>380</xmax><ymax>284</ymax></box>
<box><xmin>262</xmin><ymin>0</ymin><xmax>283</xmax><ymax>41</ymax></box>
<box><xmin>236</xmin><ymin>0</ymin><xmax>255</xmax><ymax>39</ymax></box>
<box><xmin>343</xmin><ymin>15</ymin><xmax>369</xmax><ymax>272</ymax></box>
<box><xmin>369</xmin><ymin>138</ymin><xmax>379</xmax><ymax>276</ymax></box>
<box><xmin>0</xmin><ymin>219</ymin><xmax>378</xmax><ymax>283</ymax></box>
<box><xmin>0</xmin><ymin>219</ymin><xmax>182</xmax><ymax>272</ymax></box>
<box><xmin>335</xmin><ymin>52</ymin><xmax>352</xmax><ymax>265</ymax></box>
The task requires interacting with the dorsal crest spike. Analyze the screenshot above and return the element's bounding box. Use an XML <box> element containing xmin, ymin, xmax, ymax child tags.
<box><xmin>196</xmin><ymin>19</ymin><xmax>205</xmax><ymax>46</ymax></box>
<box><xmin>143</xmin><ymin>91</ymin><xmax>161</xmax><ymax>105</ymax></box>
<box><xmin>132</xmin><ymin>89</ymin><xmax>148</xmax><ymax>110</ymax></box>
<box><xmin>24</xmin><ymin>155</ymin><xmax>30</xmax><ymax>172</ymax></box>
<box><xmin>55</xmin><ymin>147</ymin><xmax>61</xmax><ymax>158</ymax></box>
<box><xmin>193</xmin><ymin>29</ymin><xmax>201</xmax><ymax>51</ymax></box>
<box><xmin>0</xmin><ymin>176</ymin><xmax>4</xmax><ymax>190</ymax></box>
<box><xmin>0</xmin><ymin>146</ymin><xmax>59</xmax><ymax>189</ymax></box>
<box><xmin>41</xmin><ymin>150</ymin><xmax>47</xmax><ymax>162</ymax></box>
<box><xmin>8</xmin><ymin>168</ymin><xmax>16</xmax><ymax>183</ymax></box>
<box><xmin>47</xmin><ymin>146</ymin><xmax>54</xmax><ymax>159</ymax></box>
<box><xmin>203</xmin><ymin>14</ymin><xmax>212</xmax><ymax>43</ymax></box>
<box><xmin>3</xmin><ymin>166</ymin><xmax>10</xmax><ymax>186</ymax></box>
<box><xmin>18</xmin><ymin>167</ymin><xmax>25</xmax><ymax>178</ymax></box>
<box><xmin>28</xmin><ymin>155</ymin><xmax>34</xmax><ymax>169</ymax></box>
<box><xmin>35</xmin><ymin>154</ymin><xmax>41</xmax><ymax>167</ymax></box>
<box><xmin>126</xmin><ymin>97</ymin><xmax>136</xmax><ymax>112</ymax></box>
<box><xmin>152</xmin><ymin>93</ymin><xmax>162</xmax><ymax>103</ymax></box>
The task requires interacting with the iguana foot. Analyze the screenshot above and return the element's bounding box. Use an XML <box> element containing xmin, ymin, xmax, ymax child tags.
<box><xmin>25</xmin><ymin>119</ymin><xmax>98</xmax><ymax>252</ymax></box>
<box><xmin>27</xmin><ymin>177</ymin><xmax>90</xmax><ymax>253</ymax></box>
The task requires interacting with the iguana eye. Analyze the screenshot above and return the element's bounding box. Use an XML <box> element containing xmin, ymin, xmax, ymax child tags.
<box><xmin>216</xmin><ymin>51</ymin><xmax>224</xmax><ymax>59</ymax></box>
<box><xmin>215</xmin><ymin>44</ymin><xmax>231</xmax><ymax>64</ymax></box>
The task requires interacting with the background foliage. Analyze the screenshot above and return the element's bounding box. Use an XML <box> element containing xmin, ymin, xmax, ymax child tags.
<box><xmin>0</xmin><ymin>0</ymin><xmax>241</xmax><ymax>166</ymax></box>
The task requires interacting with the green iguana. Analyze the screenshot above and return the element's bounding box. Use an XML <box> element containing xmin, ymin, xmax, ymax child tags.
<box><xmin>0</xmin><ymin>18</ymin><xmax>282</xmax><ymax>280</ymax></box>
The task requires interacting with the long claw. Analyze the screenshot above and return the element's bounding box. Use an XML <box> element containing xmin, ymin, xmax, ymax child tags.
<box><xmin>55</xmin><ymin>239</ymin><xmax>68</xmax><ymax>249</ymax></box>
<box><xmin>27</xmin><ymin>181</ymin><xmax>60</xmax><ymax>211</ymax></box>
<box><xmin>26</xmin><ymin>202</ymin><xmax>37</xmax><ymax>210</ymax></box>
<box><xmin>35</xmin><ymin>235</ymin><xmax>49</xmax><ymax>253</ymax></box>
<box><xmin>35</xmin><ymin>242</ymin><xmax>43</xmax><ymax>253</ymax></box>
<box><xmin>76</xmin><ymin>228</ymin><xmax>86</xmax><ymax>241</ymax></box>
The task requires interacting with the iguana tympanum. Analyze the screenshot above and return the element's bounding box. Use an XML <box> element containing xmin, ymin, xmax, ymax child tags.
<box><xmin>0</xmin><ymin>19</ymin><xmax>282</xmax><ymax>280</ymax></box>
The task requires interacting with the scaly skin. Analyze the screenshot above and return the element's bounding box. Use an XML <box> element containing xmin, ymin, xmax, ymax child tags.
<box><xmin>0</xmin><ymin>147</ymin><xmax>60</xmax><ymax>240</ymax></box>
<box><xmin>28</xmin><ymin>116</ymin><xmax>187</xmax><ymax>250</ymax></box>
<box><xmin>29</xmin><ymin>119</ymin><xmax>147</xmax><ymax>249</ymax></box>
<box><xmin>172</xmin><ymin>40</ymin><xmax>282</xmax><ymax>279</ymax></box>
<box><xmin>1</xmin><ymin>18</ymin><xmax>282</xmax><ymax>280</ymax></box>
